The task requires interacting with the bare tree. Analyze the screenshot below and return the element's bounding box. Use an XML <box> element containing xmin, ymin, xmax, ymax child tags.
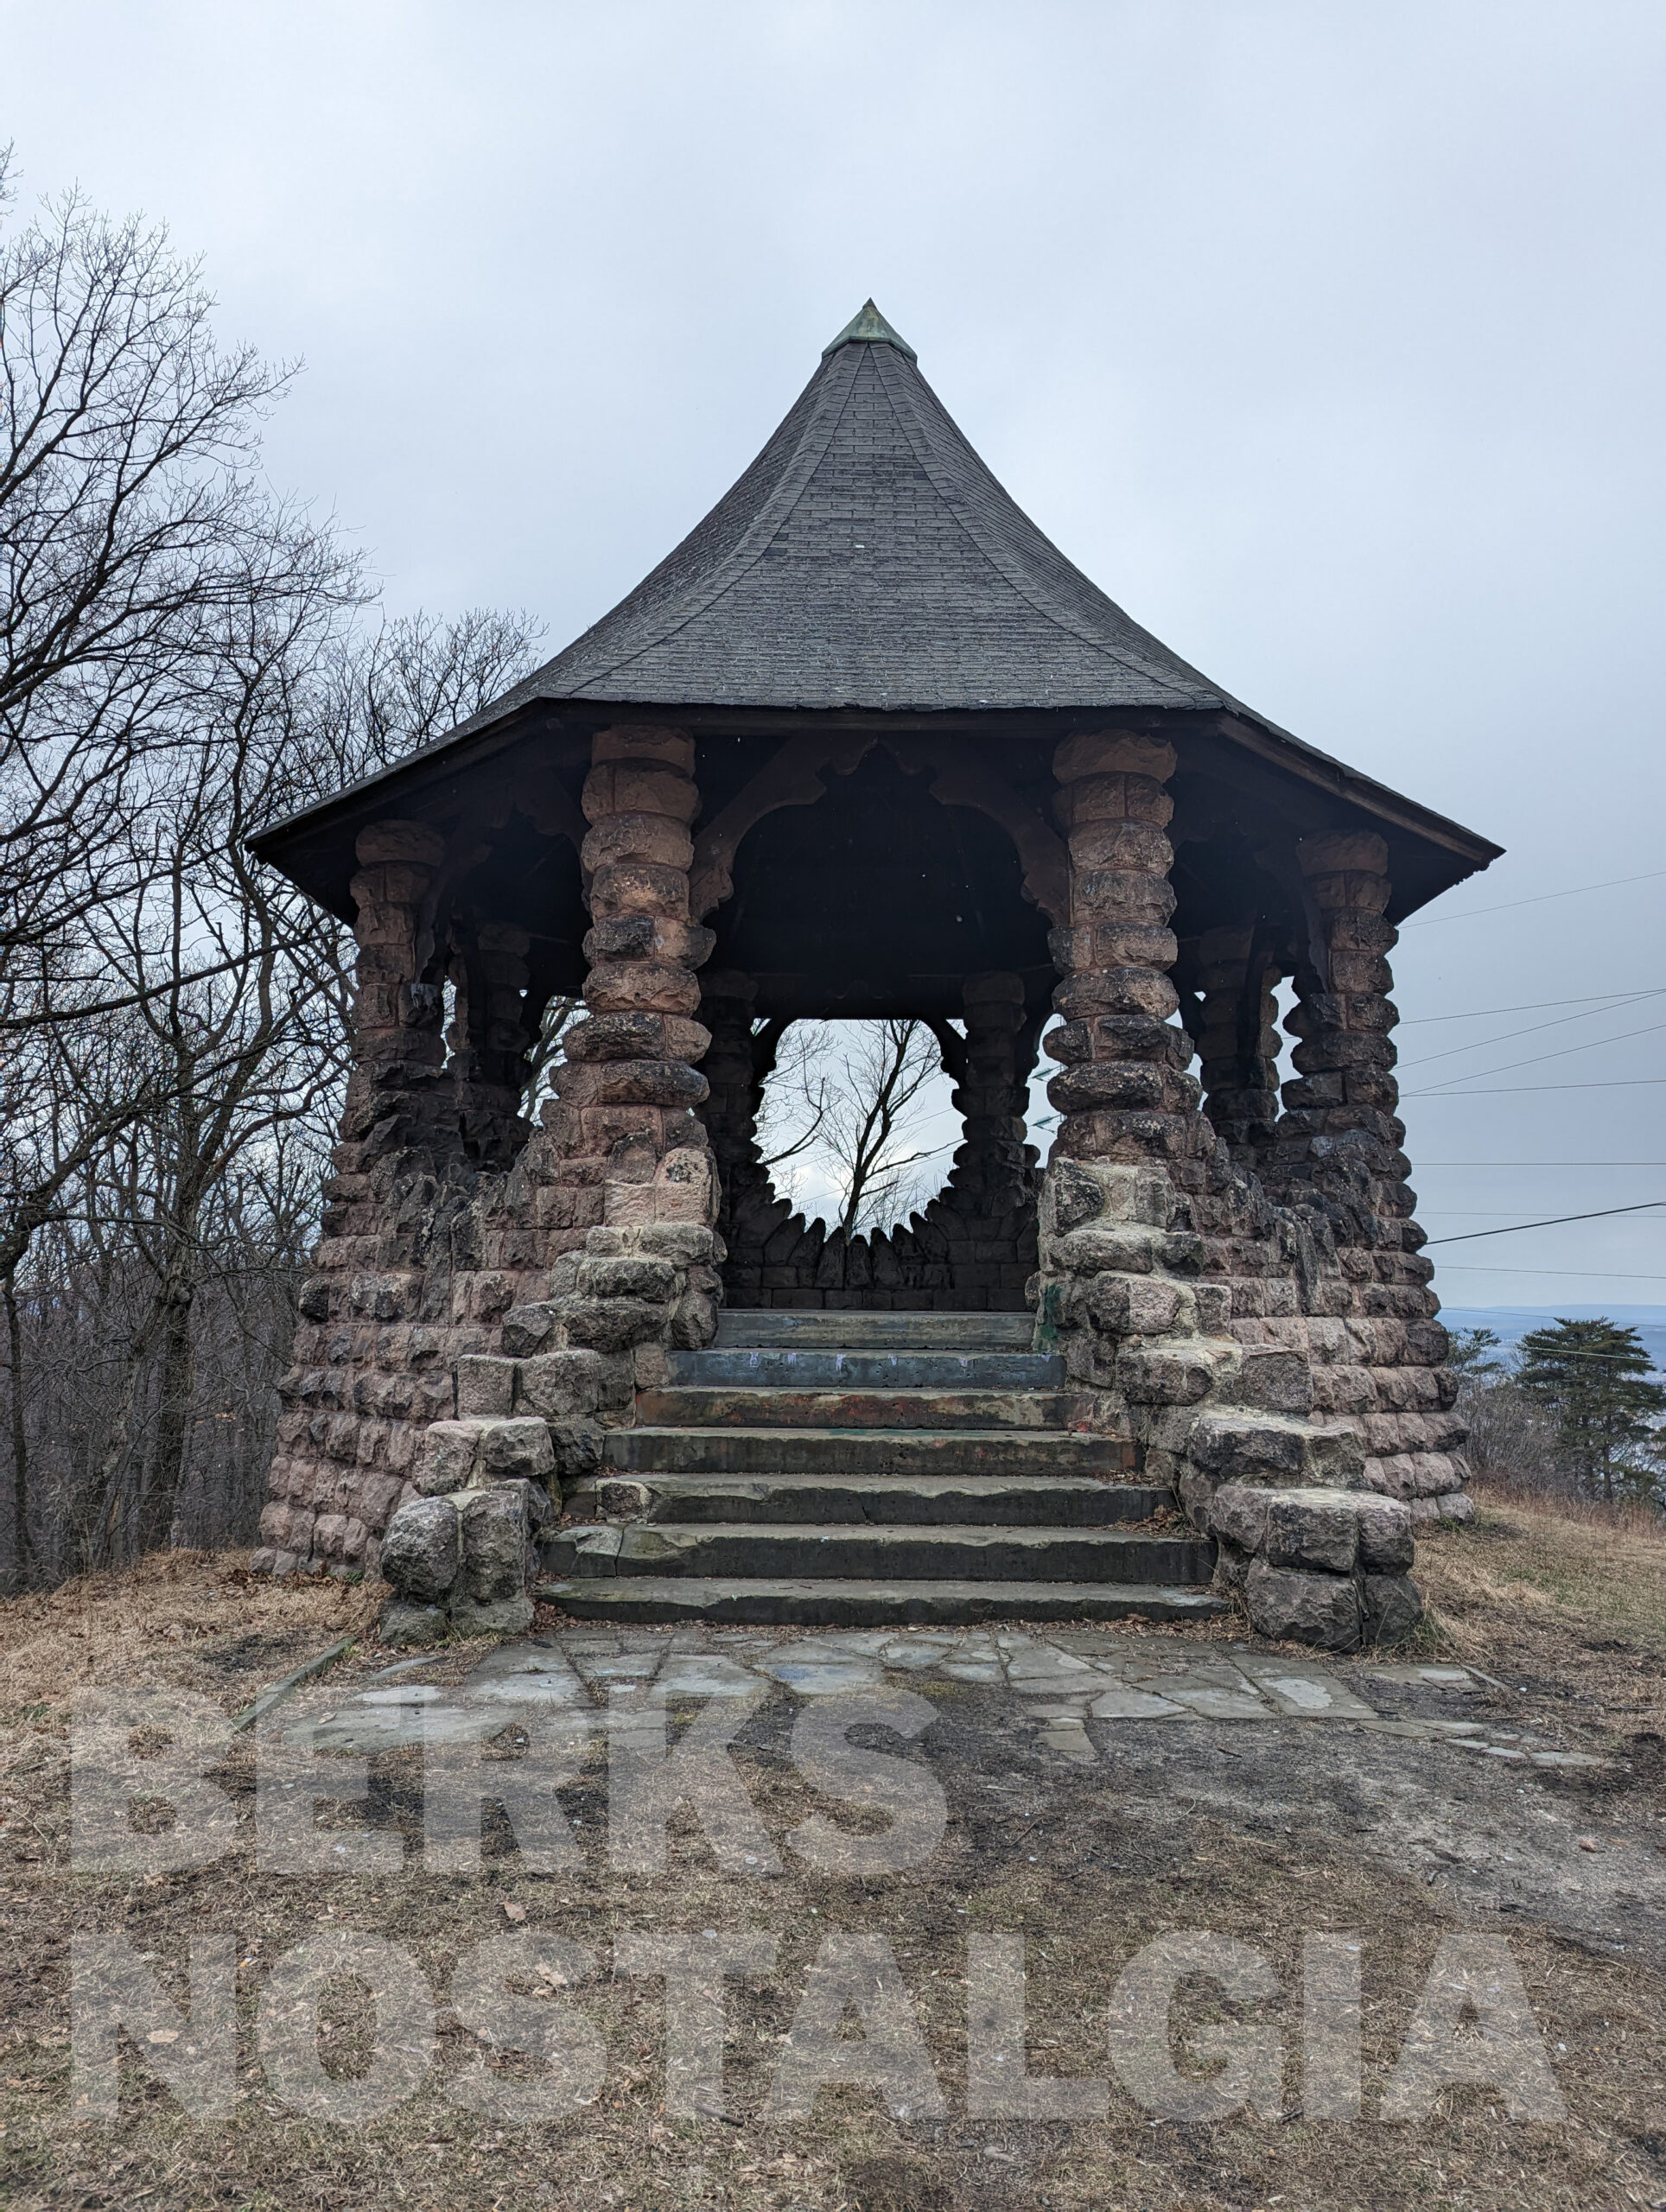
<box><xmin>0</xmin><ymin>157</ymin><xmax>543</xmax><ymax>1585</ymax></box>
<box><xmin>755</xmin><ymin>1018</ymin><xmax>953</xmax><ymax>1236</ymax></box>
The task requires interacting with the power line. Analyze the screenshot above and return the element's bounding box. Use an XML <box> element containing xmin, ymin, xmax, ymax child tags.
<box><xmin>1400</xmin><ymin>988</ymin><xmax>1666</xmax><ymax>1026</ymax></box>
<box><xmin>1436</xmin><ymin>1265</ymin><xmax>1666</xmax><ymax>1281</ymax></box>
<box><xmin>1404</xmin><ymin>866</ymin><xmax>1666</xmax><ymax>928</ymax></box>
<box><xmin>1408</xmin><ymin>1077</ymin><xmax>1666</xmax><ymax>1098</ymax></box>
<box><xmin>1417</xmin><ymin>1162</ymin><xmax>1666</xmax><ymax>1168</ymax></box>
<box><xmin>1408</xmin><ymin>1015</ymin><xmax>1666</xmax><ymax>1095</ymax></box>
<box><xmin>1398</xmin><ymin>993</ymin><xmax>1666</xmax><ymax>1071</ymax></box>
<box><xmin>1425</xmin><ymin>1199</ymin><xmax>1666</xmax><ymax>1247</ymax></box>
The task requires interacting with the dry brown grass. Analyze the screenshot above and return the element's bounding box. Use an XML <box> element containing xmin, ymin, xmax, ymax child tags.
<box><xmin>3</xmin><ymin>1541</ymin><xmax>1666</xmax><ymax>2211</ymax></box>
<box><xmin>0</xmin><ymin>1548</ymin><xmax>385</xmax><ymax>1718</ymax></box>
<box><xmin>1415</xmin><ymin>1491</ymin><xmax>1666</xmax><ymax>1667</ymax></box>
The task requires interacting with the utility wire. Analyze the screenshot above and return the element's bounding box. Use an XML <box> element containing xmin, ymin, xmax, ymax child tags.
<box><xmin>1425</xmin><ymin>1199</ymin><xmax>1666</xmax><ymax>1247</ymax></box>
<box><xmin>1436</xmin><ymin>1264</ymin><xmax>1666</xmax><ymax>1281</ymax></box>
<box><xmin>1407</xmin><ymin>1015</ymin><xmax>1666</xmax><ymax>1096</ymax></box>
<box><xmin>1398</xmin><ymin>992</ymin><xmax>1665</xmax><ymax>1071</ymax></box>
<box><xmin>1418</xmin><ymin>1162</ymin><xmax>1666</xmax><ymax>1168</ymax></box>
<box><xmin>1408</xmin><ymin>1077</ymin><xmax>1666</xmax><ymax>1097</ymax></box>
<box><xmin>1400</xmin><ymin>988</ymin><xmax>1666</xmax><ymax>1025</ymax></box>
<box><xmin>1404</xmin><ymin>866</ymin><xmax>1666</xmax><ymax>928</ymax></box>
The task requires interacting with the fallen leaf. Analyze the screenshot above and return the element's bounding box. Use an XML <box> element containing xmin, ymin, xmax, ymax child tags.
<box><xmin>502</xmin><ymin>1899</ymin><xmax>527</xmax><ymax>1923</ymax></box>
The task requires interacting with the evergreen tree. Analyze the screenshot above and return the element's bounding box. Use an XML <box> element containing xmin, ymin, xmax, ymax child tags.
<box><xmin>1515</xmin><ymin>1318</ymin><xmax>1666</xmax><ymax>1503</ymax></box>
<box><xmin>1447</xmin><ymin>1325</ymin><xmax>1505</xmax><ymax>1378</ymax></box>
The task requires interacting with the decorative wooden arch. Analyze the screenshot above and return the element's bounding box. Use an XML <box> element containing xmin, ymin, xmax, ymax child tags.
<box><xmin>689</xmin><ymin>732</ymin><xmax>1069</xmax><ymax>926</ymax></box>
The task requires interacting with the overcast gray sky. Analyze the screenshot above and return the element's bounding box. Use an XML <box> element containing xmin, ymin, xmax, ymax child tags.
<box><xmin>8</xmin><ymin>0</ymin><xmax>1665</xmax><ymax>1312</ymax></box>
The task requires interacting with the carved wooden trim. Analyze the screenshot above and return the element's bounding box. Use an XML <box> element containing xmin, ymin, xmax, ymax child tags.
<box><xmin>519</xmin><ymin>773</ymin><xmax>588</xmax><ymax>852</ymax></box>
<box><xmin>690</xmin><ymin>734</ymin><xmax>877</xmax><ymax>918</ymax></box>
<box><xmin>881</xmin><ymin>738</ymin><xmax>1069</xmax><ymax>925</ymax></box>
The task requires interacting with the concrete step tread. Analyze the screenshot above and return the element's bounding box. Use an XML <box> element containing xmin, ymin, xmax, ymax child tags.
<box><xmin>668</xmin><ymin>1349</ymin><xmax>1065</xmax><ymax>1388</ymax></box>
<box><xmin>565</xmin><ymin>1471</ymin><xmax>1173</xmax><ymax>1526</ymax></box>
<box><xmin>635</xmin><ymin>1387</ymin><xmax>1082</xmax><ymax>1431</ymax></box>
<box><xmin>541</xmin><ymin>1519</ymin><xmax>1215</xmax><ymax>1585</ymax></box>
<box><xmin>535</xmin><ymin>1576</ymin><xmax>1228</xmax><ymax>1627</ymax></box>
<box><xmin>604</xmin><ymin>1427</ymin><xmax>1136</xmax><ymax>1478</ymax></box>
<box><xmin>713</xmin><ymin>1312</ymin><xmax>1038</xmax><ymax>1350</ymax></box>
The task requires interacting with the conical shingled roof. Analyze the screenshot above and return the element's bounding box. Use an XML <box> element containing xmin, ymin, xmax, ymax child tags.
<box><xmin>472</xmin><ymin>302</ymin><xmax>1245</xmax><ymax>719</ymax></box>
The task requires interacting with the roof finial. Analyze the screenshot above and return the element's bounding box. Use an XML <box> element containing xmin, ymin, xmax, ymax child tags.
<box><xmin>822</xmin><ymin>299</ymin><xmax>918</xmax><ymax>362</ymax></box>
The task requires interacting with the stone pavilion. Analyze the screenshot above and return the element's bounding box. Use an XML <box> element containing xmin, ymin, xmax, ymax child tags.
<box><xmin>249</xmin><ymin>302</ymin><xmax>1501</xmax><ymax>1648</ymax></box>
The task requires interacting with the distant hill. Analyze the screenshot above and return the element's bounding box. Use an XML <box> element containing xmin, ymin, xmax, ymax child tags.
<box><xmin>1441</xmin><ymin>1304</ymin><xmax>1666</xmax><ymax>1376</ymax></box>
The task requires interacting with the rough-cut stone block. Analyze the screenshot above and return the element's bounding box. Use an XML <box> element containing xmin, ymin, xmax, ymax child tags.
<box><xmin>563</xmin><ymin>1298</ymin><xmax>670</xmax><ymax>1352</ymax></box>
<box><xmin>500</xmin><ymin>1301</ymin><xmax>562</xmax><ymax>1357</ymax></box>
<box><xmin>1084</xmin><ymin>1274</ymin><xmax>1183</xmax><ymax>1336</ymax></box>
<box><xmin>1047</xmin><ymin>1226</ymin><xmax>1157</xmax><ymax>1276</ymax></box>
<box><xmin>455</xmin><ymin>1356</ymin><xmax>514</xmax><ymax>1418</ymax></box>
<box><xmin>1428</xmin><ymin>1490</ymin><xmax>1474</xmax><ymax>1523</ymax></box>
<box><xmin>515</xmin><ymin>1349</ymin><xmax>604</xmax><ymax>1416</ymax></box>
<box><xmin>448</xmin><ymin>1592</ymin><xmax>535</xmax><ymax>1638</ymax></box>
<box><xmin>1362</xmin><ymin>1573</ymin><xmax>1423</xmax><ymax>1642</ymax></box>
<box><xmin>639</xmin><ymin>1223</ymin><xmax>716</xmax><ymax>1262</ymax></box>
<box><xmin>1245</xmin><ymin>1559</ymin><xmax>1363</xmax><ymax>1650</ymax></box>
<box><xmin>477</xmin><ymin>1418</ymin><xmax>557</xmax><ymax>1484</ymax></box>
<box><xmin>548</xmin><ymin>1416</ymin><xmax>604</xmax><ymax>1478</ymax></box>
<box><xmin>576</xmin><ymin>1255</ymin><xmax>677</xmax><ymax>1303</ymax></box>
<box><xmin>312</xmin><ymin>1510</ymin><xmax>348</xmax><ymax>1560</ymax></box>
<box><xmin>1188</xmin><ymin>1414</ymin><xmax>1307</xmax><ymax>1485</ymax></box>
<box><xmin>1229</xmin><ymin>1349</ymin><xmax>1316</xmax><ymax>1415</ymax></box>
<box><xmin>379</xmin><ymin>1600</ymin><xmax>448</xmax><ymax>1648</ymax></box>
<box><xmin>1039</xmin><ymin>1160</ymin><xmax>1106</xmax><ymax>1236</ymax></box>
<box><xmin>414</xmin><ymin>1420</ymin><xmax>483</xmax><ymax>1495</ymax></box>
<box><xmin>460</xmin><ymin>1485</ymin><xmax>531</xmax><ymax>1601</ymax></box>
<box><xmin>1264</xmin><ymin>1489</ymin><xmax>1360</xmax><ymax>1573</ymax></box>
<box><xmin>1117</xmin><ymin>1342</ymin><xmax>1230</xmax><ymax>1406</ymax></box>
<box><xmin>379</xmin><ymin>1496</ymin><xmax>460</xmax><ymax>1602</ymax></box>
<box><xmin>1206</xmin><ymin>1483</ymin><xmax>1273</xmax><ymax>1555</ymax></box>
<box><xmin>1054</xmin><ymin>729</ymin><xmax>1177</xmax><ymax>784</ymax></box>
<box><xmin>1355</xmin><ymin>1494</ymin><xmax>1415</xmax><ymax>1572</ymax></box>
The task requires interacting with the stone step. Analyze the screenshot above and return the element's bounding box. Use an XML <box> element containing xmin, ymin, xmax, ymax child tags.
<box><xmin>536</xmin><ymin>1575</ymin><xmax>1228</xmax><ymax>1629</ymax></box>
<box><xmin>606</xmin><ymin>1427</ymin><xmax>1135</xmax><ymax>1479</ymax></box>
<box><xmin>713</xmin><ymin>1310</ymin><xmax>1037</xmax><ymax>1351</ymax></box>
<box><xmin>633</xmin><ymin>1387</ymin><xmax>1080</xmax><ymax>1432</ymax></box>
<box><xmin>565</xmin><ymin>1471</ymin><xmax>1173</xmax><ymax>1527</ymax></box>
<box><xmin>666</xmin><ymin>1348</ymin><xmax>1065</xmax><ymax>1389</ymax></box>
<box><xmin>540</xmin><ymin>1520</ymin><xmax>1217</xmax><ymax>1585</ymax></box>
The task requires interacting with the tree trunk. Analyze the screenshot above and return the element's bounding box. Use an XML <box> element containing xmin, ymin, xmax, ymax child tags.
<box><xmin>3</xmin><ymin>1271</ymin><xmax>33</xmax><ymax>1589</ymax></box>
<box><xmin>137</xmin><ymin>1261</ymin><xmax>198</xmax><ymax>1556</ymax></box>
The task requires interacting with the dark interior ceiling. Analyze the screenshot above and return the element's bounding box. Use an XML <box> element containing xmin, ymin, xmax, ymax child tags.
<box><xmin>711</xmin><ymin>747</ymin><xmax>1055</xmax><ymax>1022</ymax></box>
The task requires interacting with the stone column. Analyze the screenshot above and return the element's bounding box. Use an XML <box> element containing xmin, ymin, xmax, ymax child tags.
<box><xmin>340</xmin><ymin>819</ymin><xmax>448</xmax><ymax>1161</ymax></box>
<box><xmin>556</xmin><ymin>726</ymin><xmax>714</xmax><ymax>1142</ymax></box>
<box><xmin>447</xmin><ymin>916</ymin><xmax>535</xmax><ymax>1160</ymax></box>
<box><xmin>533</xmin><ymin>724</ymin><xmax>722</xmax><ymax>1368</ymax></box>
<box><xmin>260</xmin><ymin>817</ymin><xmax>457</xmax><ymax>1586</ymax></box>
<box><xmin>1033</xmin><ymin>731</ymin><xmax>1220</xmax><ymax>1394</ymax></box>
<box><xmin>1043</xmin><ymin>730</ymin><xmax>1201</xmax><ymax>1165</ymax></box>
<box><xmin>1276</xmin><ymin>831</ymin><xmax>1408</xmax><ymax>1246</ymax></box>
<box><xmin>942</xmin><ymin>972</ymin><xmax>1040</xmax><ymax>1218</ymax></box>
<box><xmin>1268</xmin><ymin>828</ymin><xmax>1469</xmax><ymax>1532</ymax></box>
<box><xmin>1194</xmin><ymin>925</ymin><xmax>1281</xmax><ymax>1169</ymax></box>
<box><xmin>696</xmin><ymin>970</ymin><xmax>779</xmax><ymax>1260</ymax></box>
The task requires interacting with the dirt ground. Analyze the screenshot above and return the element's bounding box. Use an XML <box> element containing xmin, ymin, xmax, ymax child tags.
<box><xmin>3</xmin><ymin>1496</ymin><xmax>1665</xmax><ymax>2212</ymax></box>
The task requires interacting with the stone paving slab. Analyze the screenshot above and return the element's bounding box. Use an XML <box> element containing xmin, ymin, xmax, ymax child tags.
<box><xmin>296</xmin><ymin>1624</ymin><xmax>1609</xmax><ymax>1770</ymax></box>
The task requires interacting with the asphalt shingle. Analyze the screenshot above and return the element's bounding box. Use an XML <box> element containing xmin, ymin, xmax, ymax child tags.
<box><xmin>462</xmin><ymin>304</ymin><xmax>1245</xmax><ymax>720</ymax></box>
